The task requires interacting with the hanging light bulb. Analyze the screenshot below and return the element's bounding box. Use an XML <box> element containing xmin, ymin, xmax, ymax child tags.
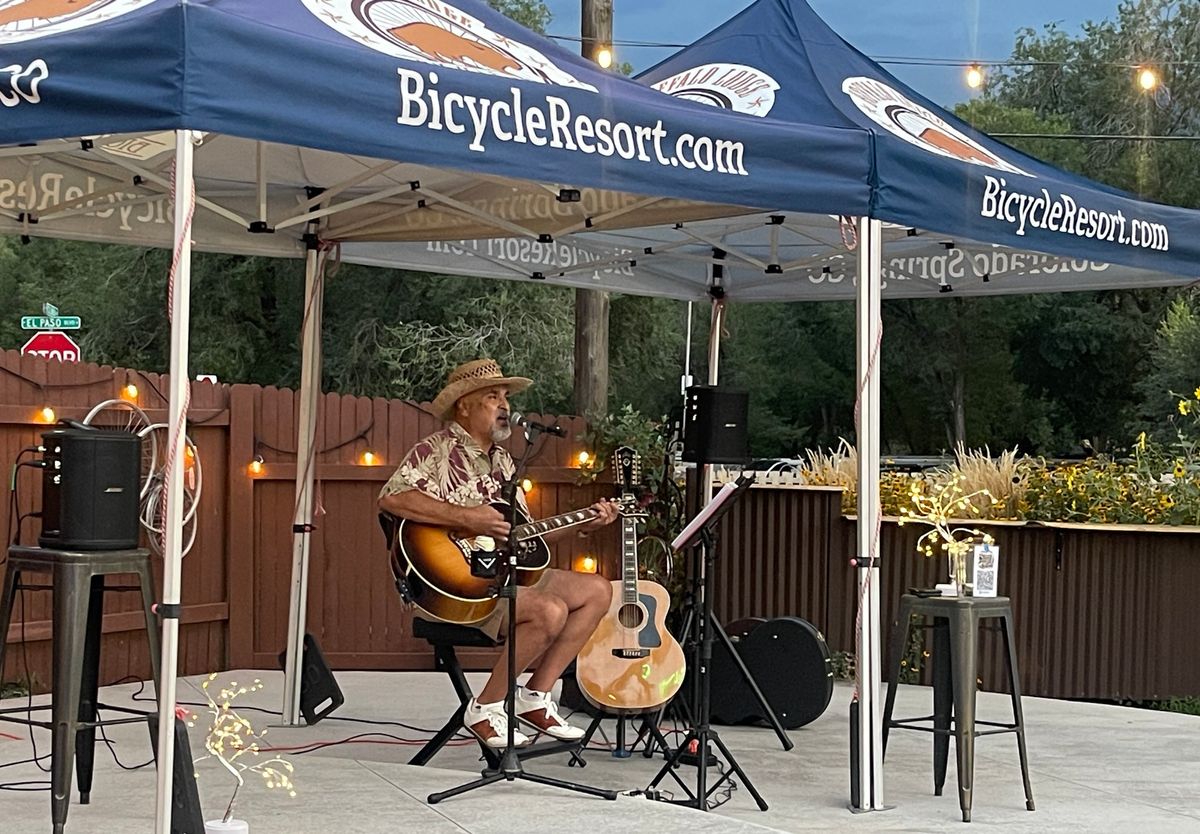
<box><xmin>1137</xmin><ymin>66</ymin><xmax>1159</xmax><ymax>91</ymax></box>
<box><xmin>39</xmin><ymin>405</ymin><xmax>56</xmax><ymax>423</ymax></box>
<box><xmin>248</xmin><ymin>455</ymin><xmax>264</xmax><ymax>475</ymax></box>
<box><xmin>596</xmin><ymin>46</ymin><xmax>613</xmax><ymax>69</ymax></box>
<box><xmin>361</xmin><ymin>450</ymin><xmax>378</xmax><ymax>466</ymax></box>
<box><xmin>965</xmin><ymin>63</ymin><xmax>984</xmax><ymax>90</ymax></box>
<box><xmin>575</xmin><ymin>555</ymin><xmax>598</xmax><ymax>573</ymax></box>
<box><xmin>122</xmin><ymin>383</ymin><xmax>139</xmax><ymax>401</ymax></box>
<box><xmin>576</xmin><ymin>450</ymin><xmax>591</xmax><ymax>467</ymax></box>
<box><xmin>520</xmin><ymin>477</ymin><xmax>534</xmax><ymax>493</ymax></box>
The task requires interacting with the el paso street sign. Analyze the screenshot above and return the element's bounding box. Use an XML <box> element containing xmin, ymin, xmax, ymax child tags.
<box><xmin>21</xmin><ymin>315</ymin><xmax>81</xmax><ymax>330</ymax></box>
<box><xmin>21</xmin><ymin>330</ymin><xmax>81</xmax><ymax>362</ymax></box>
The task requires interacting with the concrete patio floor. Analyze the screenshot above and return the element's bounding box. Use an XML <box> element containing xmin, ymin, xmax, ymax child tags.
<box><xmin>2</xmin><ymin>670</ymin><xmax>1198</xmax><ymax>833</ymax></box>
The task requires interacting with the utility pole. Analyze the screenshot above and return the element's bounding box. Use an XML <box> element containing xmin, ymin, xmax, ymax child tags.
<box><xmin>574</xmin><ymin>0</ymin><xmax>612</xmax><ymax>419</ymax></box>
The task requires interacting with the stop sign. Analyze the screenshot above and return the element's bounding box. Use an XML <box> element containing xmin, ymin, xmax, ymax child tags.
<box><xmin>21</xmin><ymin>330</ymin><xmax>81</xmax><ymax>362</ymax></box>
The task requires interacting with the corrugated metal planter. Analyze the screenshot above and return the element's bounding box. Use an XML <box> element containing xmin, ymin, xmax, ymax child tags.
<box><xmin>709</xmin><ymin>483</ymin><xmax>1200</xmax><ymax>701</ymax></box>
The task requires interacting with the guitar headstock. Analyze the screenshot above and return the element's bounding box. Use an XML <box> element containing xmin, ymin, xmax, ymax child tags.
<box><xmin>612</xmin><ymin>446</ymin><xmax>645</xmax><ymax>518</ymax></box>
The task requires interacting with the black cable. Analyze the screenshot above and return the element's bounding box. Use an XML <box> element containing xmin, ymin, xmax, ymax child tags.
<box><xmin>96</xmin><ymin>716</ymin><xmax>154</xmax><ymax>771</ymax></box>
<box><xmin>128</xmin><ymin>679</ymin><xmax>464</xmax><ymax>737</ymax></box>
<box><xmin>18</xmin><ymin>590</ymin><xmax>49</xmax><ymax>777</ymax></box>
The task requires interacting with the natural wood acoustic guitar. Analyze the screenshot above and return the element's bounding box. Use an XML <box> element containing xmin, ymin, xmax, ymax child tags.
<box><xmin>575</xmin><ymin>447</ymin><xmax>686</xmax><ymax>714</ymax></box>
<box><xmin>391</xmin><ymin>499</ymin><xmax>601</xmax><ymax>625</ymax></box>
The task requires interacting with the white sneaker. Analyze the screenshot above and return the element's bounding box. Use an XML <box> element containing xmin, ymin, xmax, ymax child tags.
<box><xmin>463</xmin><ymin>698</ymin><xmax>531</xmax><ymax>749</ymax></box>
<box><xmin>514</xmin><ymin>687</ymin><xmax>585</xmax><ymax>741</ymax></box>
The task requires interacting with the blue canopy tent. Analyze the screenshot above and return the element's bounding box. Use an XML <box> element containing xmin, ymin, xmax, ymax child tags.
<box><xmin>0</xmin><ymin>1</ymin><xmax>880</xmax><ymax>829</ymax></box>
<box><xmin>633</xmin><ymin>0</ymin><xmax>1200</xmax><ymax>811</ymax></box>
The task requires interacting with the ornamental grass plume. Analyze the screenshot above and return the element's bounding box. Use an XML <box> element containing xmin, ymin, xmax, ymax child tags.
<box><xmin>193</xmin><ymin>675</ymin><xmax>296</xmax><ymax>824</ymax></box>
<box><xmin>946</xmin><ymin>444</ymin><xmax>1029</xmax><ymax>520</ymax></box>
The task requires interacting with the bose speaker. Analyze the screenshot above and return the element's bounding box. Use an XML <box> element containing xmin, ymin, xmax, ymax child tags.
<box><xmin>39</xmin><ymin>427</ymin><xmax>141</xmax><ymax>550</ymax></box>
<box><xmin>682</xmin><ymin>385</ymin><xmax>749</xmax><ymax>465</ymax></box>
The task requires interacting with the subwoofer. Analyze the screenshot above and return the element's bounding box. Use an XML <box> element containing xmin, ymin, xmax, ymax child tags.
<box><xmin>39</xmin><ymin>427</ymin><xmax>141</xmax><ymax>550</ymax></box>
<box><xmin>682</xmin><ymin>385</ymin><xmax>749</xmax><ymax>464</ymax></box>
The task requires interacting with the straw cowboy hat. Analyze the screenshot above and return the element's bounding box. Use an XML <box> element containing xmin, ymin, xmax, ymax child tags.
<box><xmin>431</xmin><ymin>359</ymin><xmax>532</xmax><ymax>419</ymax></box>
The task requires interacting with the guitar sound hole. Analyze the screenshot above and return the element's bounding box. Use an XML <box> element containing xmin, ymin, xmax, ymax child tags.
<box><xmin>617</xmin><ymin>603</ymin><xmax>644</xmax><ymax>629</ymax></box>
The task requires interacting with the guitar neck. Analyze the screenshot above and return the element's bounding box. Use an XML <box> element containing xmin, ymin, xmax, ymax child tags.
<box><xmin>514</xmin><ymin>507</ymin><xmax>599</xmax><ymax>541</ymax></box>
<box><xmin>620</xmin><ymin>515</ymin><xmax>639</xmax><ymax>604</ymax></box>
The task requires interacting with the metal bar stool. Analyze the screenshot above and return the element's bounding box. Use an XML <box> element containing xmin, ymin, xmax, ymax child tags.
<box><xmin>882</xmin><ymin>594</ymin><xmax>1035</xmax><ymax>822</ymax></box>
<box><xmin>0</xmin><ymin>546</ymin><xmax>161</xmax><ymax>834</ymax></box>
<box><xmin>409</xmin><ymin>616</ymin><xmax>586</xmax><ymax>769</ymax></box>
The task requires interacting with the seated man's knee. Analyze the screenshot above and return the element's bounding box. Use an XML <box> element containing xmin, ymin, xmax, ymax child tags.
<box><xmin>587</xmin><ymin>573</ymin><xmax>614</xmax><ymax>607</ymax></box>
<box><xmin>523</xmin><ymin>592</ymin><xmax>568</xmax><ymax>636</ymax></box>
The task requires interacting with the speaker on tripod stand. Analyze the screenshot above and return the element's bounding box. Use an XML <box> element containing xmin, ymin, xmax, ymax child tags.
<box><xmin>682</xmin><ymin>386</ymin><xmax>749</xmax><ymax>466</ymax></box>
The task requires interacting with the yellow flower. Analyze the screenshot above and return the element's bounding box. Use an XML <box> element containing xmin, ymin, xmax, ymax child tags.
<box><xmin>1180</xmin><ymin>399</ymin><xmax>1193</xmax><ymax>416</ymax></box>
<box><xmin>1194</xmin><ymin>386</ymin><xmax>1200</xmax><ymax>401</ymax></box>
<box><xmin>1136</xmin><ymin>431</ymin><xmax>1147</xmax><ymax>452</ymax></box>
<box><xmin>1175</xmin><ymin>462</ymin><xmax>1186</xmax><ymax>479</ymax></box>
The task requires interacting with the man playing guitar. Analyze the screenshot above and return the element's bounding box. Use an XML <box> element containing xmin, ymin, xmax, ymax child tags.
<box><xmin>379</xmin><ymin>358</ymin><xmax>618</xmax><ymax>749</ymax></box>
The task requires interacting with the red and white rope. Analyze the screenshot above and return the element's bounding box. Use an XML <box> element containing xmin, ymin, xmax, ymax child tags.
<box><xmin>160</xmin><ymin>156</ymin><xmax>195</xmax><ymax>554</ymax></box>
<box><xmin>851</xmin><ymin>311</ymin><xmax>883</xmax><ymax>703</ymax></box>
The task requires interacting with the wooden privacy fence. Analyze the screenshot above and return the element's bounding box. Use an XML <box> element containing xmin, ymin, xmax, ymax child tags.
<box><xmin>6</xmin><ymin>349</ymin><xmax>1198</xmax><ymax>701</ymax></box>
<box><xmin>1</xmin><ymin>350</ymin><xmax>611</xmax><ymax>692</ymax></box>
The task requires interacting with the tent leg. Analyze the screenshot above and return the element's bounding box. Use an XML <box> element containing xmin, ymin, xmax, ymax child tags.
<box><xmin>282</xmin><ymin>234</ymin><xmax>325</xmax><ymax>725</ymax></box>
<box><xmin>853</xmin><ymin>217</ymin><xmax>886</xmax><ymax>811</ymax></box>
<box><xmin>153</xmin><ymin>129</ymin><xmax>197</xmax><ymax>834</ymax></box>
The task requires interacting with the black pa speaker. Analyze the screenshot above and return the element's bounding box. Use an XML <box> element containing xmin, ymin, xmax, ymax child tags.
<box><xmin>682</xmin><ymin>386</ymin><xmax>749</xmax><ymax>465</ymax></box>
<box><xmin>277</xmin><ymin>633</ymin><xmax>344</xmax><ymax>725</ymax></box>
<box><xmin>39</xmin><ymin>427</ymin><xmax>141</xmax><ymax>550</ymax></box>
<box><xmin>146</xmin><ymin>714</ymin><xmax>206</xmax><ymax>834</ymax></box>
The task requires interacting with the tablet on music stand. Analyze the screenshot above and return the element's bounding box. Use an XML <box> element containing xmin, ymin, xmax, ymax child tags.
<box><xmin>672</xmin><ymin>473</ymin><xmax>756</xmax><ymax>552</ymax></box>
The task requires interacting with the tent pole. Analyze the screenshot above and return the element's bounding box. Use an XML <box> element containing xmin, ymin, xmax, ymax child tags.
<box><xmin>282</xmin><ymin>231</ymin><xmax>325</xmax><ymax>725</ymax></box>
<box><xmin>853</xmin><ymin>217</ymin><xmax>885</xmax><ymax>810</ymax></box>
<box><xmin>153</xmin><ymin>129</ymin><xmax>197</xmax><ymax>834</ymax></box>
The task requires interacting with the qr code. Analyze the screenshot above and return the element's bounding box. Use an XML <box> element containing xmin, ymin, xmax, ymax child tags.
<box><xmin>975</xmin><ymin>570</ymin><xmax>996</xmax><ymax>595</ymax></box>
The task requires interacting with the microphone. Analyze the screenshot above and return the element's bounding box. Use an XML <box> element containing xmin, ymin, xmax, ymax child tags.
<box><xmin>509</xmin><ymin>411</ymin><xmax>568</xmax><ymax>438</ymax></box>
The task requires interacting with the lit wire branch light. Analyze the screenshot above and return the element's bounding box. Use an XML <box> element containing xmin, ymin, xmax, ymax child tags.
<box><xmin>897</xmin><ymin>474</ymin><xmax>997</xmax><ymax>591</ymax></box>
<box><xmin>194</xmin><ymin>674</ymin><xmax>297</xmax><ymax>825</ymax></box>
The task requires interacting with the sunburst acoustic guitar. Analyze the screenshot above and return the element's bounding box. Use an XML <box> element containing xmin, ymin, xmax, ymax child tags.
<box><xmin>575</xmin><ymin>446</ymin><xmax>686</xmax><ymax>714</ymax></box>
<box><xmin>391</xmin><ymin>498</ymin><xmax>602</xmax><ymax>625</ymax></box>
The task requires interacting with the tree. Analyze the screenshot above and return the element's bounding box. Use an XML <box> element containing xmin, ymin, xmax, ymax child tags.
<box><xmin>1136</xmin><ymin>293</ymin><xmax>1200</xmax><ymax>438</ymax></box>
<box><xmin>983</xmin><ymin>0</ymin><xmax>1200</xmax><ymax>205</ymax></box>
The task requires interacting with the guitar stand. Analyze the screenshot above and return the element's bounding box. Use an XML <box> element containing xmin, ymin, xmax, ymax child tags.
<box><xmin>428</xmin><ymin>433</ymin><xmax>617</xmax><ymax>807</ymax></box>
<box><xmin>648</xmin><ymin>477</ymin><xmax>769</xmax><ymax>811</ymax></box>
<box><xmin>572</xmin><ymin>711</ymin><xmax>673</xmax><ymax>764</ymax></box>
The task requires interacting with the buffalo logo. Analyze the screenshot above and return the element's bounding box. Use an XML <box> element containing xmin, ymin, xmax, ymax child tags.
<box><xmin>842</xmin><ymin>76</ymin><xmax>1032</xmax><ymax>177</ymax></box>
<box><xmin>651</xmin><ymin>62</ymin><xmax>777</xmax><ymax>117</ymax></box>
<box><xmin>0</xmin><ymin>0</ymin><xmax>156</xmax><ymax>44</ymax></box>
<box><xmin>303</xmin><ymin>0</ymin><xmax>595</xmax><ymax>91</ymax></box>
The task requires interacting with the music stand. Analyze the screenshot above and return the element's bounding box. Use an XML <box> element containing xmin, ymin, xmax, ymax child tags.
<box><xmin>428</xmin><ymin>422</ymin><xmax>617</xmax><ymax>806</ymax></box>
<box><xmin>648</xmin><ymin>473</ymin><xmax>769</xmax><ymax>811</ymax></box>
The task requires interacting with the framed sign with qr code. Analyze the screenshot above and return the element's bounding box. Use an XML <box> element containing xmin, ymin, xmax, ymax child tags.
<box><xmin>972</xmin><ymin>543</ymin><xmax>999</xmax><ymax>597</ymax></box>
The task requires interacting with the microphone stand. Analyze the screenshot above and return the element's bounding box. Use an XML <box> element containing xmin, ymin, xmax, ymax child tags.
<box><xmin>428</xmin><ymin>420</ymin><xmax>618</xmax><ymax>805</ymax></box>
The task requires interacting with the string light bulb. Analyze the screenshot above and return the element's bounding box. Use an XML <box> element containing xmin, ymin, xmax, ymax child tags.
<box><xmin>520</xmin><ymin>477</ymin><xmax>534</xmax><ymax>493</ymax></box>
<box><xmin>121</xmin><ymin>383</ymin><xmax>138</xmax><ymax>401</ymax></box>
<box><xmin>575</xmin><ymin>555</ymin><xmax>597</xmax><ymax>573</ymax></box>
<box><xmin>576</xmin><ymin>450</ymin><xmax>591</xmax><ymax>467</ymax></box>
<box><xmin>1137</xmin><ymin>66</ymin><xmax>1159</xmax><ymax>91</ymax></box>
<box><xmin>596</xmin><ymin>46</ymin><xmax>613</xmax><ymax>69</ymax></box>
<box><xmin>248</xmin><ymin>455</ymin><xmax>264</xmax><ymax>475</ymax></box>
<box><xmin>39</xmin><ymin>405</ymin><xmax>55</xmax><ymax>423</ymax></box>
<box><xmin>965</xmin><ymin>63</ymin><xmax>984</xmax><ymax>89</ymax></box>
<box><xmin>361</xmin><ymin>450</ymin><xmax>378</xmax><ymax>466</ymax></box>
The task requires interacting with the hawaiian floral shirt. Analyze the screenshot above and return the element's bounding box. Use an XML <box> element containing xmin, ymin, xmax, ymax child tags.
<box><xmin>380</xmin><ymin>421</ymin><xmax>526</xmax><ymax>511</ymax></box>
